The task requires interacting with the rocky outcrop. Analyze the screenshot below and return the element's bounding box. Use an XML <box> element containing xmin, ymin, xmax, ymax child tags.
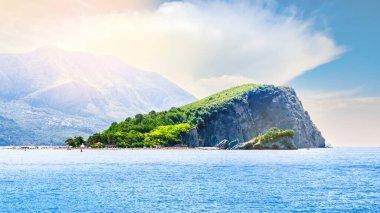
<box><xmin>216</xmin><ymin>128</ymin><xmax>297</xmax><ymax>150</ymax></box>
<box><xmin>182</xmin><ymin>85</ymin><xmax>325</xmax><ymax>148</ymax></box>
<box><xmin>214</xmin><ymin>139</ymin><xmax>239</xmax><ymax>150</ymax></box>
<box><xmin>233</xmin><ymin>138</ymin><xmax>297</xmax><ymax>150</ymax></box>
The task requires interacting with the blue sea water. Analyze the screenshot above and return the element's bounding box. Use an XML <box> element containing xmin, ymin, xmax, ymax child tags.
<box><xmin>0</xmin><ymin>148</ymin><xmax>379</xmax><ymax>212</ymax></box>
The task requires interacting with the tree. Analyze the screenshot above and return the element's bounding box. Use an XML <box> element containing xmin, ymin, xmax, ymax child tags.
<box><xmin>65</xmin><ymin>136</ymin><xmax>85</xmax><ymax>147</ymax></box>
<box><xmin>74</xmin><ymin>136</ymin><xmax>85</xmax><ymax>145</ymax></box>
<box><xmin>147</xmin><ymin>123</ymin><xmax>191</xmax><ymax>146</ymax></box>
<box><xmin>90</xmin><ymin>142</ymin><xmax>103</xmax><ymax>148</ymax></box>
<box><xmin>134</xmin><ymin>114</ymin><xmax>144</xmax><ymax>124</ymax></box>
<box><xmin>65</xmin><ymin>138</ymin><xmax>76</xmax><ymax>147</ymax></box>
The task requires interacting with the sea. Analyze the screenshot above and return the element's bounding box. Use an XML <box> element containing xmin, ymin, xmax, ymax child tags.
<box><xmin>0</xmin><ymin>148</ymin><xmax>379</xmax><ymax>212</ymax></box>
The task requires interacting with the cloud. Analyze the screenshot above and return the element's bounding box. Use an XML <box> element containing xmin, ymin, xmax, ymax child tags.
<box><xmin>0</xmin><ymin>0</ymin><xmax>159</xmax><ymax>51</ymax></box>
<box><xmin>299</xmin><ymin>90</ymin><xmax>380</xmax><ymax>147</ymax></box>
<box><xmin>0</xmin><ymin>0</ymin><xmax>344</xmax><ymax>97</ymax></box>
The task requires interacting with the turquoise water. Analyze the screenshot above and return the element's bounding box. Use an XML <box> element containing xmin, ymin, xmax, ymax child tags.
<box><xmin>0</xmin><ymin>148</ymin><xmax>379</xmax><ymax>212</ymax></box>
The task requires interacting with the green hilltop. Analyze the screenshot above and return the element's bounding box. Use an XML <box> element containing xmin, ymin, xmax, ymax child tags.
<box><xmin>182</xmin><ymin>84</ymin><xmax>260</xmax><ymax>111</ymax></box>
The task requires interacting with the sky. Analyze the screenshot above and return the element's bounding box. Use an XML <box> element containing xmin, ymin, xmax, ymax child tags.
<box><xmin>0</xmin><ymin>0</ymin><xmax>379</xmax><ymax>147</ymax></box>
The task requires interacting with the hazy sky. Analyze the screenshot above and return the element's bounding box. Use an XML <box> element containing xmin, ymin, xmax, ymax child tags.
<box><xmin>0</xmin><ymin>0</ymin><xmax>378</xmax><ymax>147</ymax></box>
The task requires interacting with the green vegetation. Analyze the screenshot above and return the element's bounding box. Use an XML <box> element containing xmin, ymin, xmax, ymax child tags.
<box><xmin>66</xmin><ymin>107</ymin><xmax>192</xmax><ymax>148</ymax></box>
<box><xmin>89</xmin><ymin>142</ymin><xmax>104</xmax><ymax>148</ymax></box>
<box><xmin>66</xmin><ymin>84</ymin><xmax>271</xmax><ymax>148</ymax></box>
<box><xmin>253</xmin><ymin>128</ymin><xmax>294</xmax><ymax>144</ymax></box>
<box><xmin>65</xmin><ymin>136</ymin><xmax>85</xmax><ymax>147</ymax></box>
<box><xmin>182</xmin><ymin>84</ymin><xmax>261</xmax><ymax>113</ymax></box>
<box><xmin>239</xmin><ymin>128</ymin><xmax>295</xmax><ymax>150</ymax></box>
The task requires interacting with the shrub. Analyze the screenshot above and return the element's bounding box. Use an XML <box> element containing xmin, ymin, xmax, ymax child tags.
<box><xmin>90</xmin><ymin>142</ymin><xmax>103</xmax><ymax>148</ymax></box>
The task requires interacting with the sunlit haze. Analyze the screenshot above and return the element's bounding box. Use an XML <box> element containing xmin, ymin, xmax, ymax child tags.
<box><xmin>0</xmin><ymin>0</ymin><xmax>379</xmax><ymax>147</ymax></box>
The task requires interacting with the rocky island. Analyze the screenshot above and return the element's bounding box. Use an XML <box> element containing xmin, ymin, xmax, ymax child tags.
<box><xmin>66</xmin><ymin>84</ymin><xmax>325</xmax><ymax>149</ymax></box>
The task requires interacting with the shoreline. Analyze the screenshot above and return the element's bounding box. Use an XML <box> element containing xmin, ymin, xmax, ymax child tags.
<box><xmin>0</xmin><ymin>146</ymin><xmax>221</xmax><ymax>150</ymax></box>
<box><xmin>0</xmin><ymin>146</ymin><xmax>336</xmax><ymax>151</ymax></box>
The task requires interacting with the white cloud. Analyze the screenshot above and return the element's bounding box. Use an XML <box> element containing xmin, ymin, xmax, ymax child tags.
<box><xmin>0</xmin><ymin>0</ymin><xmax>344</xmax><ymax>98</ymax></box>
<box><xmin>299</xmin><ymin>90</ymin><xmax>380</xmax><ymax>147</ymax></box>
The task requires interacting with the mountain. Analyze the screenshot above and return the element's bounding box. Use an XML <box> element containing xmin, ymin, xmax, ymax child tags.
<box><xmin>0</xmin><ymin>47</ymin><xmax>196</xmax><ymax>145</ymax></box>
<box><xmin>82</xmin><ymin>84</ymin><xmax>325</xmax><ymax>149</ymax></box>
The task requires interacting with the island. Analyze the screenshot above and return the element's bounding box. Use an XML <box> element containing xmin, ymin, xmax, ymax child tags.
<box><xmin>65</xmin><ymin>84</ymin><xmax>325</xmax><ymax>150</ymax></box>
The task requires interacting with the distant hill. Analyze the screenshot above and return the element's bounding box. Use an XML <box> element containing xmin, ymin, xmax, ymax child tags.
<box><xmin>0</xmin><ymin>47</ymin><xmax>196</xmax><ymax>145</ymax></box>
<box><xmin>82</xmin><ymin>84</ymin><xmax>325</xmax><ymax>149</ymax></box>
<box><xmin>0</xmin><ymin>115</ymin><xmax>33</xmax><ymax>146</ymax></box>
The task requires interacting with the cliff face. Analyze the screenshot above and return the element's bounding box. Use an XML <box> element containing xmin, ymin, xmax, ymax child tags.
<box><xmin>183</xmin><ymin>85</ymin><xmax>325</xmax><ymax>148</ymax></box>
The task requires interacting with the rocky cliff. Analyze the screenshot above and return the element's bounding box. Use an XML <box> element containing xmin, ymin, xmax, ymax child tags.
<box><xmin>182</xmin><ymin>84</ymin><xmax>325</xmax><ymax>148</ymax></box>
